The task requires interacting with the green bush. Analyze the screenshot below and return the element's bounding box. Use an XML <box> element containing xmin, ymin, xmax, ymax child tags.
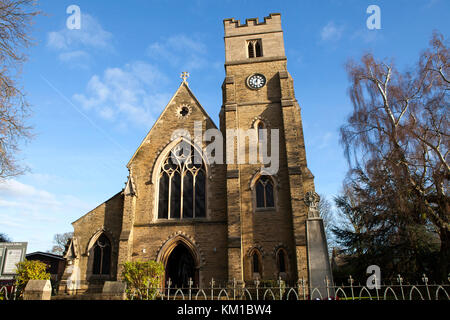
<box><xmin>15</xmin><ymin>260</ymin><xmax>51</xmax><ymax>299</ymax></box>
<box><xmin>121</xmin><ymin>260</ymin><xmax>164</xmax><ymax>300</ymax></box>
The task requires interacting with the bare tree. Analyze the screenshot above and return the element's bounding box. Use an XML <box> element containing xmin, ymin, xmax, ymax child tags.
<box><xmin>51</xmin><ymin>232</ymin><xmax>73</xmax><ymax>255</ymax></box>
<box><xmin>0</xmin><ymin>0</ymin><xmax>40</xmax><ymax>178</ymax></box>
<box><xmin>340</xmin><ymin>32</ymin><xmax>449</xmax><ymax>279</ymax></box>
<box><xmin>318</xmin><ymin>193</ymin><xmax>338</xmax><ymax>257</ymax></box>
<box><xmin>318</xmin><ymin>194</ymin><xmax>334</xmax><ymax>240</ymax></box>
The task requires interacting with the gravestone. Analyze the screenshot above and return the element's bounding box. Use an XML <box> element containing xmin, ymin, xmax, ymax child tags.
<box><xmin>23</xmin><ymin>280</ymin><xmax>52</xmax><ymax>300</ymax></box>
<box><xmin>102</xmin><ymin>281</ymin><xmax>126</xmax><ymax>300</ymax></box>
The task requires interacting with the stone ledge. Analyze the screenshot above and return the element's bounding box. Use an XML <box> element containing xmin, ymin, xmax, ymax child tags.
<box><xmin>224</xmin><ymin>104</ymin><xmax>237</xmax><ymax>112</ymax></box>
<box><xmin>119</xmin><ymin>230</ymin><xmax>131</xmax><ymax>241</ymax></box>
<box><xmin>228</xmin><ymin>237</ymin><xmax>241</xmax><ymax>248</ymax></box>
<box><xmin>237</xmin><ymin>100</ymin><xmax>280</xmax><ymax>107</ymax></box>
<box><xmin>281</xmin><ymin>99</ymin><xmax>294</xmax><ymax>107</ymax></box>
<box><xmin>279</xmin><ymin>71</ymin><xmax>289</xmax><ymax>79</ymax></box>
<box><xmin>227</xmin><ymin>170</ymin><xmax>239</xmax><ymax>179</ymax></box>
<box><xmin>288</xmin><ymin>166</ymin><xmax>302</xmax><ymax>175</ymax></box>
<box><xmin>225</xmin><ymin>76</ymin><xmax>235</xmax><ymax>84</ymax></box>
<box><xmin>224</xmin><ymin>29</ymin><xmax>283</xmax><ymax>39</ymax></box>
<box><xmin>225</xmin><ymin>56</ymin><xmax>287</xmax><ymax>66</ymax></box>
<box><xmin>134</xmin><ymin>220</ymin><xmax>227</xmax><ymax>227</ymax></box>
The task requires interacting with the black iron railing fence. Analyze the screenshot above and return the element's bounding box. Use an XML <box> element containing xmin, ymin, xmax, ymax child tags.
<box><xmin>1</xmin><ymin>274</ymin><xmax>449</xmax><ymax>300</ymax></box>
<box><xmin>126</xmin><ymin>274</ymin><xmax>450</xmax><ymax>301</ymax></box>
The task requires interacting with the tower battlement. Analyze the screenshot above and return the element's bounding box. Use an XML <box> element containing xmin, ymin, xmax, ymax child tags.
<box><xmin>223</xmin><ymin>13</ymin><xmax>285</xmax><ymax>63</ymax></box>
<box><xmin>223</xmin><ymin>13</ymin><xmax>282</xmax><ymax>37</ymax></box>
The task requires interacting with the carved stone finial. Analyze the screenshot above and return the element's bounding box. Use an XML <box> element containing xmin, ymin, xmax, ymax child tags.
<box><xmin>124</xmin><ymin>173</ymin><xmax>136</xmax><ymax>197</ymax></box>
<box><xmin>304</xmin><ymin>191</ymin><xmax>320</xmax><ymax>218</ymax></box>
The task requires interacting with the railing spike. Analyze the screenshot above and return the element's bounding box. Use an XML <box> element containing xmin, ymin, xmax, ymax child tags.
<box><xmin>25</xmin><ymin>275</ymin><xmax>449</xmax><ymax>301</ymax></box>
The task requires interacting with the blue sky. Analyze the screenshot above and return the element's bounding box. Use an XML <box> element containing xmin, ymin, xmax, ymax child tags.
<box><xmin>0</xmin><ymin>0</ymin><xmax>448</xmax><ymax>252</ymax></box>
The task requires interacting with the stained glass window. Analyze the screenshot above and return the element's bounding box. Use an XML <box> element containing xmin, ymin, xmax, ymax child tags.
<box><xmin>158</xmin><ymin>142</ymin><xmax>206</xmax><ymax>219</ymax></box>
<box><xmin>92</xmin><ymin>234</ymin><xmax>111</xmax><ymax>275</ymax></box>
<box><xmin>255</xmin><ymin>176</ymin><xmax>275</xmax><ymax>208</ymax></box>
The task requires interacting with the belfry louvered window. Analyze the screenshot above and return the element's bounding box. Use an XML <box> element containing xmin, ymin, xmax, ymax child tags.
<box><xmin>247</xmin><ymin>39</ymin><xmax>262</xmax><ymax>58</ymax></box>
<box><xmin>255</xmin><ymin>176</ymin><xmax>274</xmax><ymax>208</ymax></box>
<box><xmin>158</xmin><ymin>142</ymin><xmax>206</xmax><ymax>219</ymax></box>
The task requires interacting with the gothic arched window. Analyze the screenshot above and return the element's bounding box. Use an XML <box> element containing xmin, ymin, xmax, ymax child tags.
<box><xmin>158</xmin><ymin>142</ymin><xmax>206</xmax><ymax>219</ymax></box>
<box><xmin>254</xmin><ymin>120</ymin><xmax>271</xmax><ymax>164</ymax></box>
<box><xmin>255</xmin><ymin>176</ymin><xmax>275</xmax><ymax>208</ymax></box>
<box><xmin>257</xmin><ymin>121</ymin><xmax>265</xmax><ymax>142</ymax></box>
<box><xmin>248</xmin><ymin>42</ymin><xmax>255</xmax><ymax>58</ymax></box>
<box><xmin>247</xmin><ymin>39</ymin><xmax>262</xmax><ymax>58</ymax></box>
<box><xmin>277</xmin><ymin>249</ymin><xmax>287</xmax><ymax>273</ymax></box>
<box><xmin>252</xmin><ymin>251</ymin><xmax>262</xmax><ymax>274</ymax></box>
<box><xmin>255</xmin><ymin>41</ymin><xmax>262</xmax><ymax>57</ymax></box>
<box><xmin>92</xmin><ymin>234</ymin><xmax>111</xmax><ymax>275</ymax></box>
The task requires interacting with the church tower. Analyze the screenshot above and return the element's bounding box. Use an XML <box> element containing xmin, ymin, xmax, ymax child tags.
<box><xmin>220</xmin><ymin>13</ymin><xmax>328</xmax><ymax>286</ymax></box>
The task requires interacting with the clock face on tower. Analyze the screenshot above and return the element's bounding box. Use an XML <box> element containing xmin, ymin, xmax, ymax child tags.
<box><xmin>247</xmin><ymin>73</ymin><xmax>266</xmax><ymax>89</ymax></box>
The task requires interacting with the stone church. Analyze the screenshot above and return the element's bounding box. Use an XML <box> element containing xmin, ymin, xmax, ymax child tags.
<box><xmin>60</xmin><ymin>13</ymin><xmax>332</xmax><ymax>293</ymax></box>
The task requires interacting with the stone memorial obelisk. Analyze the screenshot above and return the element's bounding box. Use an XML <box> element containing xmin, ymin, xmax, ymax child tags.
<box><xmin>305</xmin><ymin>192</ymin><xmax>334</xmax><ymax>299</ymax></box>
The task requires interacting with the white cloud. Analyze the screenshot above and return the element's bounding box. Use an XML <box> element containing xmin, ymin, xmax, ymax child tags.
<box><xmin>0</xmin><ymin>178</ymin><xmax>93</xmax><ymax>251</ymax></box>
<box><xmin>320</xmin><ymin>21</ymin><xmax>345</xmax><ymax>42</ymax></box>
<box><xmin>73</xmin><ymin>61</ymin><xmax>171</xmax><ymax>126</ymax></box>
<box><xmin>47</xmin><ymin>14</ymin><xmax>113</xmax><ymax>65</ymax></box>
<box><xmin>47</xmin><ymin>31</ymin><xmax>67</xmax><ymax>50</ymax></box>
<box><xmin>147</xmin><ymin>34</ymin><xmax>209</xmax><ymax>70</ymax></box>
<box><xmin>351</xmin><ymin>29</ymin><xmax>383</xmax><ymax>44</ymax></box>
<box><xmin>59</xmin><ymin>50</ymin><xmax>90</xmax><ymax>62</ymax></box>
<box><xmin>58</xmin><ymin>50</ymin><xmax>91</xmax><ymax>69</ymax></box>
<box><xmin>0</xmin><ymin>179</ymin><xmax>60</xmax><ymax>208</ymax></box>
<box><xmin>47</xmin><ymin>14</ymin><xmax>113</xmax><ymax>50</ymax></box>
<box><xmin>0</xmin><ymin>179</ymin><xmax>90</xmax><ymax>212</ymax></box>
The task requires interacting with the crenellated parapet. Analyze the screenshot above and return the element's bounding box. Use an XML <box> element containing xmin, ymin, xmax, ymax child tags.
<box><xmin>223</xmin><ymin>13</ymin><xmax>285</xmax><ymax>63</ymax></box>
<box><xmin>223</xmin><ymin>13</ymin><xmax>282</xmax><ymax>36</ymax></box>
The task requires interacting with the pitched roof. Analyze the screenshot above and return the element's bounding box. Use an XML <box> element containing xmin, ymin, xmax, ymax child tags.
<box><xmin>126</xmin><ymin>81</ymin><xmax>217</xmax><ymax>168</ymax></box>
<box><xmin>26</xmin><ymin>251</ymin><xmax>65</xmax><ymax>260</ymax></box>
<box><xmin>71</xmin><ymin>191</ymin><xmax>123</xmax><ymax>225</ymax></box>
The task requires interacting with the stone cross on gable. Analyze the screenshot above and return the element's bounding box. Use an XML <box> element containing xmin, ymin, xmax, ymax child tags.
<box><xmin>181</xmin><ymin>71</ymin><xmax>190</xmax><ymax>84</ymax></box>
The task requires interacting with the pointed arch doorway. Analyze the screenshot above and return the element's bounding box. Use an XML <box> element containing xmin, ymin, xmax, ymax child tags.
<box><xmin>166</xmin><ymin>243</ymin><xmax>197</xmax><ymax>288</ymax></box>
<box><xmin>158</xmin><ymin>236</ymin><xmax>200</xmax><ymax>289</ymax></box>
